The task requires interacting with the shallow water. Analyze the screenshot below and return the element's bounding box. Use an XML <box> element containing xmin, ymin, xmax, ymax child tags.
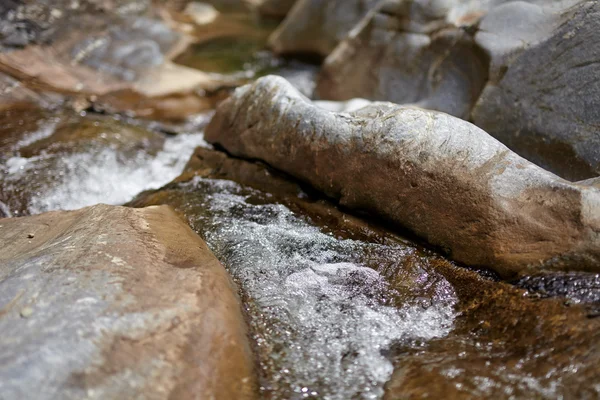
<box><xmin>135</xmin><ymin>176</ymin><xmax>457</xmax><ymax>399</ymax></box>
<box><xmin>0</xmin><ymin>111</ymin><xmax>210</xmax><ymax>216</ymax></box>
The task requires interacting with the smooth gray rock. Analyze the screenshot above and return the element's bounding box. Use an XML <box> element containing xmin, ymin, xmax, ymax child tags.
<box><xmin>205</xmin><ymin>76</ymin><xmax>600</xmax><ymax>277</ymax></box>
<box><xmin>316</xmin><ymin>2</ymin><xmax>488</xmax><ymax>119</ymax></box>
<box><xmin>268</xmin><ymin>0</ymin><xmax>379</xmax><ymax>57</ymax></box>
<box><xmin>0</xmin><ymin>204</ymin><xmax>257</xmax><ymax>400</ymax></box>
<box><xmin>472</xmin><ymin>0</ymin><xmax>599</xmax><ymax>180</ymax></box>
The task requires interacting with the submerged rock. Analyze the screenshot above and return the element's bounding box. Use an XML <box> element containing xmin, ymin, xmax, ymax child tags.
<box><xmin>472</xmin><ymin>0</ymin><xmax>600</xmax><ymax>180</ymax></box>
<box><xmin>129</xmin><ymin>147</ymin><xmax>461</xmax><ymax>399</ymax></box>
<box><xmin>131</xmin><ymin>145</ymin><xmax>600</xmax><ymax>399</ymax></box>
<box><xmin>268</xmin><ymin>0</ymin><xmax>378</xmax><ymax>57</ymax></box>
<box><xmin>205</xmin><ymin>75</ymin><xmax>600</xmax><ymax>277</ymax></box>
<box><xmin>0</xmin><ymin>204</ymin><xmax>257</xmax><ymax>400</ymax></box>
<box><xmin>384</xmin><ymin>267</ymin><xmax>600</xmax><ymax>399</ymax></box>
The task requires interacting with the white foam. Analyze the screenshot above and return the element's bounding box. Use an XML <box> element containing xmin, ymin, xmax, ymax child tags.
<box><xmin>31</xmin><ymin>132</ymin><xmax>207</xmax><ymax>213</ymax></box>
<box><xmin>13</xmin><ymin>118</ymin><xmax>60</xmax><ymax>150</ymax></box>
<box><xmin>183</xmin><ymin>177</ymin><xmax>457</xmax><ymax>399</ymax></box>
<box><xmin>3</xmin><ymin>130</ymin><xmax>208</xmax><ymax>214</ymax></box>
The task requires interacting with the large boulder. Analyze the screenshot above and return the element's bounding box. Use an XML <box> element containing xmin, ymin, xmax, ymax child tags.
<box><xmin>0</xmin><ymin>204</ymin><xmax>257</xmax><ymax>399</ymax></box>
<box><xmin>472</xmin><ymin>0</ymin><xmax>600</xmax><ymax>180</ymax></box>
<box><xmin>316</xmin><ymin>2</ymin><xmax>489</xmax><ymax>119</ymax></box>
<box><xmin>315</xmin><ymin>0</ymin><xmax>583</xmax><ymax>119</ymax></box>
<box><xmin>205</xmin><ymin>76</ymin><xmax>600</xmax><ymax>277</ymax></box>
<box><xmin>268</xmin><ymin>0</ymin><xmax>379</xmax><ymax>57</ymax></box>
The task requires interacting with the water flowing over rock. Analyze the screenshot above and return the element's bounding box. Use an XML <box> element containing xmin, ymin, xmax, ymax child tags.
<box><xmin>205</xmin><ymin>75</ymin><xmax>600</xmax><ymax>277</ymax></box>
<box><xmin>0</xmin><ymin>204</ymin><xmax>257</xmax><ymax>400</ymax></box>
<box><xmin>131</xmin><ymin>145</ymin><xmax>600</xmax><ymax>399</ymax></box>
<box><xmin>268</xmin><ymin>0</ymin><xmax>379</xmax><ymax>57</ymax></box>
<box><xmin>0</xmin><ymin>106</ymin><xmax>209</xmax><ymax>216</ymax></box>
<box><xmin>129</xmin><ymin>148</ymin><xmax>461</xmax><ymax>399</ymax></box>
<box><xmin>472</xmin><ymin>0</ymin><xmax>600</xmax><ymax>180</ymax></box>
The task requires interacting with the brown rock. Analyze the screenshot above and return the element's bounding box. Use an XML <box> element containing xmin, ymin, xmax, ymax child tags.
<box><xmin>0</xmin><ymin>204</ymin><xmax>257</xmax><ymax>400</ymax></box>
<box><xmin>131</xmin><ymin>145</ymin><xmax>600</xmax><ymax>399</ymax></box>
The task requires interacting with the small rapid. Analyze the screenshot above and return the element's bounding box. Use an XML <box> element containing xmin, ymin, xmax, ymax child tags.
<box><xmin>0</xmin><ymin>112</ymin><xmax>210</xmax><ymax>216</ymax></box>
<box><xmin>160</xmin><ymin>177</ymin><xmax>458</xmax><ymax>399</ymax></box>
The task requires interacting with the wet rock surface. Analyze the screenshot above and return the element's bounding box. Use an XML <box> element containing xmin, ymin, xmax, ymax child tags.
<box><xmin>205</xmin><ymin>75</ymin><xmax>600</xmax><ymax>277</ymax></box>
<box><xmin>130</xmin><ymin>146</ymin><xmax>600</xmax><ymax>399</ymax></box>
<box><xmin>0</xmin><ymin>204</ymin><xmax>257</xmax><ymax>400</ymax></box>
<box><xmin>1</xmin><ymin>1</ymin><xmax>599</xmax><ymax>398</ymax></box>
<box><xmin>384</xmin><ymin>269</ymin><xmax>600</xmax><ymax>399</ymax></box>
<box><xmin>130</xmin><ymin>147</ymin><xmax>460</xmax><ymax>399</ymax></box>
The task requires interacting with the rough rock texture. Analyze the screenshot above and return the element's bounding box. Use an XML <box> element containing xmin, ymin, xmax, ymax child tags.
<box><xmin>205</xmin><ymin>76</ymin><xmax>600</xmax><ymax>277</ymax></box>
<box><xmin>268</xmin><ymin>0</ymin><xmax>378</xmax><ymax>57</ymax></box>
<box><xmin>316</xmin><ymin>2</ymin><xmax>489</xmax><ymax>119</ymax></box>
<box><xmin>472</xmin><ymin>0</ymin><xmax>600</xmax><ymax>181</ymax></box>
<box><xmin>0</xmin><ymin>204</ymin><xmax>257</xmax><ymax>400</ymax></box>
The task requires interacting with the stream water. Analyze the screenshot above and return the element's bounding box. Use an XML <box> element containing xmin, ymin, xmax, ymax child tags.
<box><xmin>131</xmin><ymin>176</ymin><xmax>458</xmax><ymax>399</ymax></box>
<box><xmin>1</xmin><ymin>7</ymin><xmax>598</xmax><ymax>400</ymax></box>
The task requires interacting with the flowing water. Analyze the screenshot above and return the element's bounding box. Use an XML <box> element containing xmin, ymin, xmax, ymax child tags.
<box><xmin>0</xmin><ymin>110</ymin><xmax>210</xmax><ymax>216</ymax></box>
<box><xmin>2</xmin><ymin>8</ymin><xmax>598</xmax><ymax>399</ymax></box>
<box><xmin>130</xmin><ymin>176</ymin><xmax>459</xmax><ymax>399</ymax></box>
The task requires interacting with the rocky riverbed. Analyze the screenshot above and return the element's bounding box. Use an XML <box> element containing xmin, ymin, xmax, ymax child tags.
<box><xmin>0</xmin><ymin>1</ymin><xmax>599</xmax><ymax>399</ymax></box>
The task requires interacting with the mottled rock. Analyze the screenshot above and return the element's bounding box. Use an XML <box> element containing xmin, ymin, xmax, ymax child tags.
<box><xmin>268</xmin><ymin>0</ymin><xmax>378</xmax><ymax>57</ymax></box>
<box><xmin>513</xmin><ymin>271</ymin><xmax>600</xmax><ymax>304</ymax></box>
<box><xmin>0</xmin><ymin>0</ymin><xmax>216</xmax><ymax>110</ymax></box>
<box><xmin>472</xmin><ymin>1</ymin><xmax>599</xmax><ymax>180</ymax></box>
<box><xmin>316</xmin><ymin>2</ymin><xmax>488</xmax><ymax>118</ymax></box>
<box><xmin>205</xmin><ymin>76</ymin><xmax>600</xmax><ymax>277</ymax></box>
<box><xmin>0</xmin><ymin>204</ymin><xmax>257</xmax><ymax>400</ymax></box>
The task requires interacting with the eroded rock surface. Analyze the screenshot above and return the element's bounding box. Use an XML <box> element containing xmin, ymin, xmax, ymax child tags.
<box><xmin>0</xmin><ymin>204</ymin><xmax>257</xmax><ymax>400</ymax></box>
<box><xmin>205</xmin><ymin>76</ymin><xmax>600</xmax><ymax>277</ymax></box>
<box><xmin>472</xmin><ymin>0</ymin><xmax>600</xmax><ymax>180</ymax></box>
